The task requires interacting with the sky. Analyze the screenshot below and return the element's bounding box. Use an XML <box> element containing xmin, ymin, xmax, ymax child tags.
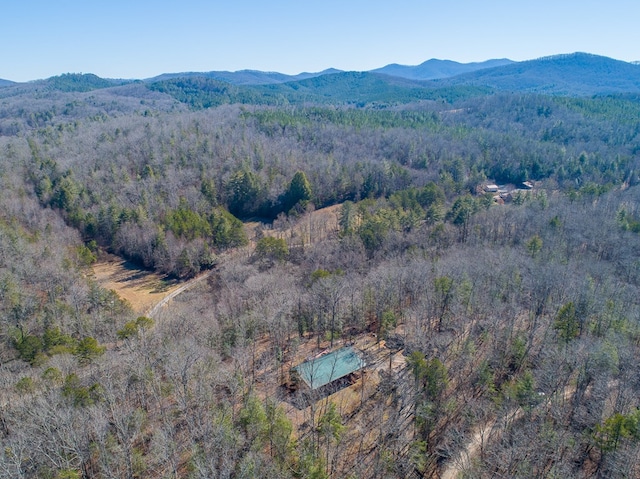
<box><xmin>2</xmin><ymin>0</ymin><xmax>639</xmax><ymax>82</ymax></box>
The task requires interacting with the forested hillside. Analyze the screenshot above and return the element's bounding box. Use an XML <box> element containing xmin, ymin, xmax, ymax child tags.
<box><xmin>1</xmin><ymin>60</ymin><xmax>640</xmax><ymax>478</ymax></box>
<box><xmin>147</xmin><ymin>68</ymin><xmax>344</xmax><ymax>86</ymax></box>
<box><xmin>441</xmin><ymin>53</ymin><xmax>640</xmax><ymax>95</ymax></box>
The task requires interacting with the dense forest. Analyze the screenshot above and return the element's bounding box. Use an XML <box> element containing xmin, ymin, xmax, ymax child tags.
<box><xmin>2</xmin><ymin>56</ymin><xmax>640</xmax><ymax>478</ymax></box>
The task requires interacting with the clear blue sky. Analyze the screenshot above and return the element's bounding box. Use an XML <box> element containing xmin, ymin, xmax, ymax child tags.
<box><xmin>2</xmin><ymin>0</ymin><xmax>639</xmax><ymax>82</ymax></box>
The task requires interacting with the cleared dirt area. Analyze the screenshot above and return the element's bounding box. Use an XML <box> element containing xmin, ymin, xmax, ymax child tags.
<box><xmin>92</xmin><ymin>255</ymin><xmax>181</xmax><ymax>315</ymax></box>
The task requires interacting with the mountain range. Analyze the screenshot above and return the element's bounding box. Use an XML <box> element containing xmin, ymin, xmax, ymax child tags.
<box><xmin>146</xmin><ymin>68</ymin><xmax>344</xmax><ymax>85</ymax></box>
<box><xmin>2</xmin><ymin>53</ymin><xmax>640</xmax><ymax>105</ymax></box>
<box><xmin>0</xmin><ymin>58</ymin><xmax>515</xmax><ymax>87</ymax></box>
<box><xmin>145</xmin><ymin>58</ymin><xmax>516</xmax><ymax>85</ymax></box>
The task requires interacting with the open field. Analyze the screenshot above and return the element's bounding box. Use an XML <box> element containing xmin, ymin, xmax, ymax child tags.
<box><xmin>92</xmin><ymin>255</ymin><xmax>181</xmax><ymax>315</ymax></box>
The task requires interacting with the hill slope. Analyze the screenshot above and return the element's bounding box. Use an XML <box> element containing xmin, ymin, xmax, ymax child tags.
<box><xmin>443</xmin><ymin>52</ymin><xmax>640</xmax><ymax>95</ymax></box>
<box><xmin>33</xmin><ymin>73</ymin><xmax>132</xmax><ymax>92</ymax></box>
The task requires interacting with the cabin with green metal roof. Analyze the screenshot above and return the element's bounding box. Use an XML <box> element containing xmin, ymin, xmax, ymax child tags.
<box><xmin>291</xmin><ymin>346</ymin><xmax>366</xmax><ymax>391</ymax></box>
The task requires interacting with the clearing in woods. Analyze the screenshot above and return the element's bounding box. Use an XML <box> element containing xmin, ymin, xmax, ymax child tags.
<box><xmin>92</xmin><ymin>255</ymin><xmax>181</xmax><ymax>315</ymax></box>
<box><xmin>91</xmin><ymin>204</ymin><xmax>341</xmax><ymax>315</ymax></box>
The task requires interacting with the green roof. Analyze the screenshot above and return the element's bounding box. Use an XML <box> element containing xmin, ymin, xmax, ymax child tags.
<box><xmin>294</xmin><ymin>347</ymin><xmax>365</xmax><ymax>390</ymax></box>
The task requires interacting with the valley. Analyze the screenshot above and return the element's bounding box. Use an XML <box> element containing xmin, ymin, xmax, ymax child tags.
<box><xmin>1</xmin><ymin>53</ymin><xmax>640</xmax><ymax>478</ymax></box>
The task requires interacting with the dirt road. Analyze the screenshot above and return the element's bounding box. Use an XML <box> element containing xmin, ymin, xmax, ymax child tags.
<box><xmin>440</xmin><ymin>386</ymin><xmax>576</xmax><ymax>479</ymax></box>
<box><xmin>145</xmin><ymin>269</ymin><xmax>216</xmax><ymax>318</ymax></box>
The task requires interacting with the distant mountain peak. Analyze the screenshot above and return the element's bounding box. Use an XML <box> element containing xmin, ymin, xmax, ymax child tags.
<box><xmin>536</xmin><ymin>52</ymin><xmax>597</xmax><ymax>61</ymax></box>
<box><xmin>25</xmin><ymin>73</ymin><xmax>132</xmax><ymax>92</ymax></box>
<box><xmin>372</xmin><ymin>58</ymin><xmax>514</xmax><ymax>81</ymax></box>
<box><xmin>532</xmin><ymin>52</ymin><xmax>639</xmax><ymax>66</ymax></box>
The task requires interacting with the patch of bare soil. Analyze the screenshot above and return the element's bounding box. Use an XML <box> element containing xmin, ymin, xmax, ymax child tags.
<box><xmin>92</xmin><ymin>255</ymin><xmax>181</xmax><ymax>315</ymax></box>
